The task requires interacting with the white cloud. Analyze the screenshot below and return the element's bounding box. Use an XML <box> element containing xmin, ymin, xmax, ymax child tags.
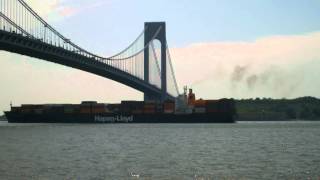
<box><xmin>171</xmin><ymin>31</ymin><xmax>320</xmax><ymax>99</ymax></box>
<box><xmin>24</xmin><ymin>0</ymin><xmax>60</xmax><ymax>18</ymax></box>
<box><xmin>24</xmin><ymin>0</ymin><xmax>110</xmax><ymax>21</ymax></box>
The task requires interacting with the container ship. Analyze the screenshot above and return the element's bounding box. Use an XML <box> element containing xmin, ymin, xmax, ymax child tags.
<box><xmin>4</xmin><ymin>88</ymin><xmax>236</xmax><ymax>123</ymax></box>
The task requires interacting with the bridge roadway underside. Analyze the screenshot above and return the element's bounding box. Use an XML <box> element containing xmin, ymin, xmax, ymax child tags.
<box><xmin>0</xmin><ymin>30</ymin><xmax>174</xmax><ymax>101</ymax></box>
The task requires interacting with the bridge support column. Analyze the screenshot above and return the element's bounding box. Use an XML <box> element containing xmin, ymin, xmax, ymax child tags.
<box><xmin>144</xmin><ymin>22</ymin><xmax>167</xmax><ymax>102</ymax></box>
<box><xmin>161</xmin><ymin>36</ymin><xmax>167</xmax><ymax>102</ymax></box>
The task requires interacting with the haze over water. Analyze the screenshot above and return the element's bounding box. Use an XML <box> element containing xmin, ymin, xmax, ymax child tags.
<box><xmin>0</xmin><ymin>121</ymin><xmax>319</xmax><ymax>179</ymax></box>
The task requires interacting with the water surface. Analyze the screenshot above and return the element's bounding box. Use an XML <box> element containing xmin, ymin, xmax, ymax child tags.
<box><xmin>0</xmin><ymin>121</ymin><xmax>319</xmax><ymax>179</ymax></box>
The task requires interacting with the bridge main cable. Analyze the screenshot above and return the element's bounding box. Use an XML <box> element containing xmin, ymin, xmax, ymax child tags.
<box><xmin>1</xmin><ymin>0</ymin><xmax>178</xmax><ymax>99</ymax></box>
<box><xmin>13</xmin><ymin>0</ymin><xmax>106</xmax><ymax>60</ymax></box>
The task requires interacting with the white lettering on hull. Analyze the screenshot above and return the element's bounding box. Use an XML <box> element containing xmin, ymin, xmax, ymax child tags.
<box><xmin>94</xmin><ymin>115</ymin><xmax>134</xmax><ymax>123</ymax></box>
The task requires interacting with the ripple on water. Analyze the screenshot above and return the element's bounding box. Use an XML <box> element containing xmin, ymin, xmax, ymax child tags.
<box><xmin>0</xmin><ymin>122</ymin><xmax>319</xmax><ymax>179</ymax></box>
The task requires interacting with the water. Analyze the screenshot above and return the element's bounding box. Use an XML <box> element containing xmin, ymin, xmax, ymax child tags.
<box><xmin>0</xmin><ymin>121</ymin><xmax>319</xmax><ymax>180</ymax></box>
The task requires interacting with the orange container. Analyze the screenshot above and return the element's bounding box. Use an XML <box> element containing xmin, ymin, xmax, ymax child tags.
<box><xmin>80</xmin><ymin>107</ymin><xmax>91</xmax><ymax>114</ymax></box>
<box><xmin>144</xmin><ymin>103</ymin><xmax>156</xmax><ymax>114</ymax></box>
<box><xmin>164</xmin><ymin>109</ymin><xmax>174</xmax><ymax>114</ymax></box>
<box><xmin>144</xmin><ymin>104</ymin><xmax>155</xmax><ymax>112</ymax></box>
<box><xmin>92</xmin><ymin>107</ymin><xmax>105</xmax><ymax>114</ymax></box>
<box><xmin>164</xmin><ymin>103</ymin><xmax>174</xmax><ymax>108</ymax></box>
<box><xmin>195</xmin><ymin>99</ymin><xmax>206</xmax><ymax>107</ymax></box>
<box><xmin>144</xmin><ymin>110</ymin><xmax>155</xmax><ymax>114</ymax></box>
<box><xmin>163</xmin><ymin>102</ymin><xmax>174</xmax><ymax>113</ymax></box>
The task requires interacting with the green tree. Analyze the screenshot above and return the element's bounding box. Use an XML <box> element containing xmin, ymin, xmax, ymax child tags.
<box><xmin>300</xmin><ymin>106</ymin><xmax>312</xmax><ymax>119</ymax></box>
<box><xmin>286</xmin><ymin>108</ymin><xmax>296</xmax><ymax>119</ymax></box>
<box><xmin>313</xmin><ymin>108</ymin><xmax>320</xmax><ymax>118</ymax></box>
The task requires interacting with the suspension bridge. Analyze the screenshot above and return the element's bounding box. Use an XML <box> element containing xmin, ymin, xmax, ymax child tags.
<box><xmin>0</xmin><ymin>0</ymin><xmax>180</xmax><ymax>102</ymax></box>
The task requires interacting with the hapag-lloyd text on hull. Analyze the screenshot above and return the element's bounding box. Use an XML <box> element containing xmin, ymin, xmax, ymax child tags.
<box><xmin>94</xmin><ymin>115</ymin><xmax>134</xmax><ymax>123</ymax></box>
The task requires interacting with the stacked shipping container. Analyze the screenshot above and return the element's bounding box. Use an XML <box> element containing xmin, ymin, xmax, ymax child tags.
<box><xmin>11</xmin><ymin>92</ymin><xmax>236</xmax><ymax>116</ymax></box>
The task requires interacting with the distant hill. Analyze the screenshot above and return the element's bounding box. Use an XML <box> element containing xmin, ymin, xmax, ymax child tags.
<box><xmin>235</xmin><ymin>97</ymin><xmax>320</xmax><ymax>121</ymax></box>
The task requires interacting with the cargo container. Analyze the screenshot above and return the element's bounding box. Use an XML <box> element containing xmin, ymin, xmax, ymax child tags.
<box><xmin>132</xmin><ymin>110</ymin><xmax>143</xmax><ymax>114</ymax></box>
<box><xmin>81</xmin><ymin>101</ymin><xmax>97</xmax><ymax>105</ymax></box>
<box><xmin>194</xmin><ymin>107</ymin><xmax>206</xmax><ymax>114</ymax></box>
<box><xmin>92</xmin><ymin>108</ymin><xmax>105</xmax><ymax>114</ymax></box>
<box><xmin>107</xmin><ymin>104</ymin><xmax>120</xmax><ymax>113</ymax></box>
<box><xmin>80</xmin><ymin>107</ymin><xmax>91</xmax><ymax>114</ymax></box>
<box><xmin>34</xmin><ymin>109</ymin><xmax>43</xmax><ymax>114</ymax></box>
<box><xmin>164</xmin><ymin>102</ymin><xmax>175</xmax><ymax>114</ymax></box>
<box><xmin>93</xmin><ymin>104</ymin><xmax>107</xmax><ymax>113</ymax></box>
<box><xmin>22</xmin><ymin>104</ymin><xmax>43</xmax><ymax>109</ymax></box>
<box><xmin>121</xmin><ymin>101</ymin><xmax>144</xmax><ymax>106</ymax></box>
<box><xmin>21</xmin><ymin>104</ymin><xmax>42</xmax><ymax>113</ymax></box>
<box><xmin>11</xmin><ymin>107</ymin><xmax>21</xmax><ymax>112</ymax></box>
<box><xmin>5</xmin><ymin>89</ymin><xmax>236</xmax><ymax>123</ymax></box>
<box><xmin>64</xmin><ymin>105</ymin><xmax>75</xmax><ymax>114</ymax></box>
<box><xmin>195</xmin><ymin>99</ymin><xmax>206</xmax><ymax>107</ymax></box>
<box><xmin>121</xmin><ymin>101</ymin><xmax>144</xmax><ymax>113</ymax></box>
<box><xmin>143</xmin><ymin>102</ymin><xmax>156</xmax><ymax>114</ymax></box>
<box><xmin>143</xmin><ymin>109</ymin><xmax>156</xmax><ymax>114</ymax></box>
<box><xmin>21</xmin><ymin>108</ymin><xmax>31</xmax><ymax>113</ymax></box>
<box><xmin>155</xmin><ymin>103</ymin><xmax>163</xmax><ymax>113</ymax></box>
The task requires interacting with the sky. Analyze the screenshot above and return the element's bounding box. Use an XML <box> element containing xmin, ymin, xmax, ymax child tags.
<box><xmin>1</xmin><ymin>0</ymin><xmax>320</xmax><ymax>113</ymax></box>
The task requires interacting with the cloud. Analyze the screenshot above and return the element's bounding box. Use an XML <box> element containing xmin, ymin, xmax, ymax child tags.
<box><xmin>170</xmin><ymin>31</ymin><xmax>320</xmax><ymax>99</ymax></box>
<box><xmin>24</xmin><ymin>0</ymin><xmax>110</xmax><ymax>21</ymax></box>
<box><xmin>24</xmin><ymin>0</ymin><xmax>60</xmax><ymax>18</ymax></box>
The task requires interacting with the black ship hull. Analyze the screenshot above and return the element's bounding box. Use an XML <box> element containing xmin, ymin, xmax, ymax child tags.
<box><xmin>4</xmin><ymin>112</ymin><xmax>235</xmax><ymax>123</ymax></box>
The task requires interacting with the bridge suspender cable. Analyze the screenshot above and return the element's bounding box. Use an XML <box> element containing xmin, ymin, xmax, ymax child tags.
<box><xmin>0</xmin><ymin>12</ymin><xmax>34</xmax><ymax>38</ymax></box>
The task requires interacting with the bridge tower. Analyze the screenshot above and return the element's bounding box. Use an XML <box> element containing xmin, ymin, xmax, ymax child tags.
<box><xmin>144</xmin><ymin>22</ymin><xmax>167</xmax><ymax>102</ymax></box>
